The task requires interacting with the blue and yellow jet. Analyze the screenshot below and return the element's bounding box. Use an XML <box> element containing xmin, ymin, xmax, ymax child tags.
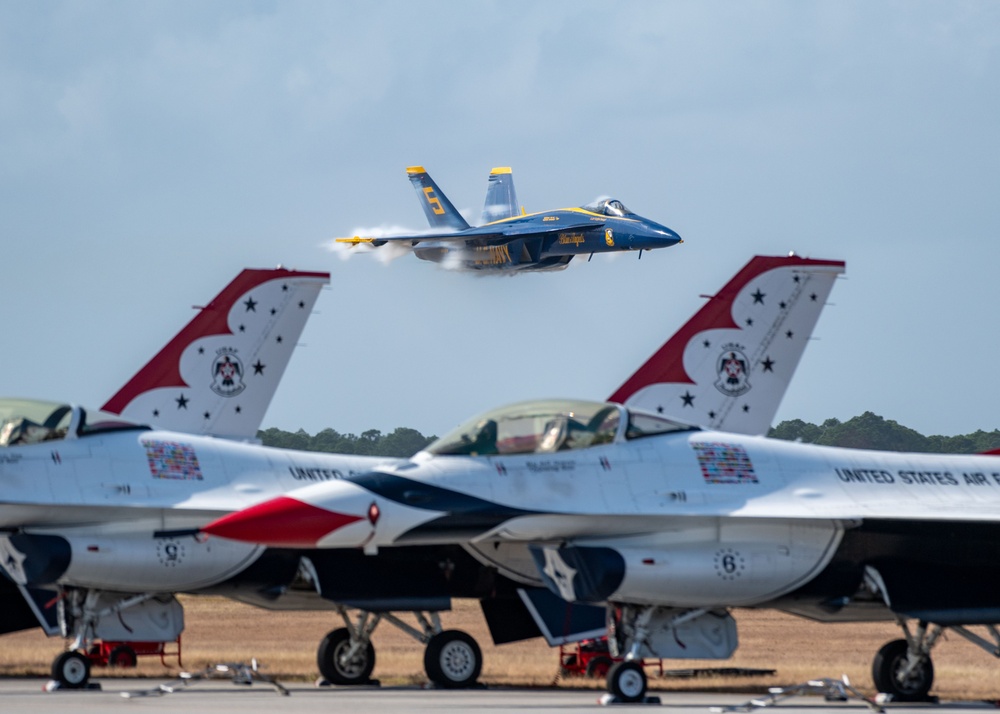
<box><xmin>336</xmin><ymin>167</ymin><xmax>683</xmax><ymax>272</ymax></box>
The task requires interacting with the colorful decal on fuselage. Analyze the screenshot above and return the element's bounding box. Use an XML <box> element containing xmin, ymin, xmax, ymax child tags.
<box><xmin>715</xmin><ymin>344</ymin><xmax>751</xmax><ymax>397</ymax></box>
<box><xmin>693</xmin><ymin>442</ymin><xmax>758</xmax><ymax>485</ymax></box>
<box><xmin>143</xmin><ymin>439</ymin><xmax>204</xmax><ymax>480</ymax></box>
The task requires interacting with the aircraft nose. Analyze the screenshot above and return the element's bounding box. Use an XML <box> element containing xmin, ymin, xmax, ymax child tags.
<box><xmin>649</xmin><ymin>222</ymin><xmax>683</xmax><ymax>247</ymax></box>
<box><xmin>203</xmin><ymin>480</ymin><xmax>376</xmax><ymax>548</ymax></box>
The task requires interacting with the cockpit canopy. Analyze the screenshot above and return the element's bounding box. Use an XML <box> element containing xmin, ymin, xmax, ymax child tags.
<box><xmin>424</xmin><ymin>399</ymin><xmax>695</xmax><ymax>457</ymax></box>
<box><xmin>582</xmin><ymin>198</ymin><xmax>633</xmax><ymax>217</ymax></box>
<box><xmin>0</xmin><ymin>398</ymin><xmax>147</xmax><ymax>447</ymax></box>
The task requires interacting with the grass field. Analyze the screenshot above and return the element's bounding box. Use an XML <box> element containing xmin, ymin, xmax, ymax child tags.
<box><xmin>1</xmin><ymin>596</ymin><xmax>997</xmax><ymax>700</ymax></box>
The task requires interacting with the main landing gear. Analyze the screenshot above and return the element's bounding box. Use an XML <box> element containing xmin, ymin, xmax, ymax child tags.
<box><xmin>871</xmin><ymin>622</ymin><xmax>938</xmax><ymax>702</ymax></box>
<box><xmin>873</xmin><ymin>618</ymin><xmax>1000</xmax><ymax>701</ymax></box>
<box><xmin>317</xmin><ymin>607</ymin><xmax>483</xmax><ymax>688</ymax></box>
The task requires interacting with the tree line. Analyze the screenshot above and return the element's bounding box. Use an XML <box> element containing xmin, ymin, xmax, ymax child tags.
<box><xmin>767</xmin><ymin>411</ymin><xmax>1000</xmax><ymax>453</ymax></box>
<box><xmin>259</xmin><ymin>412</ymin><xmax>1000</xmax><ymax>457</ymax></box>
<box><xmin>257</xmin><ymin>426</ymin><xmax>436</xmax><ymax>457</ymax></box>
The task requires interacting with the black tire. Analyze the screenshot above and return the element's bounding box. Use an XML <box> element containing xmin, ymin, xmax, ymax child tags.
<box><xmin>607</xmin><ymin>660</ymin><xmax>647</xmax><ymax>703</ymax></box>
<box><xmin>316</xmin><ymin>628</ymin><xmax>376</xmax><ymax>685</ymax></box>
<box><xmin>108</xmin><ymin>645</ymin><xmax>138</xmax><ymax>668</ymax></box>
<box><xmin>585</xmin><ymin>655</ymin><xmax>614</xmax><ymax>680</ymax></box>
<box><xmin>872</xmin><ymin>638</ymin><xmax>934</xmax><ymax>701</ymax></box>
<box><xmin>51</xmin><ymin>651</ymin><xmax>90</xmax><ymax>689</ymax></box>
<box><xmin>424</xmin><ymin>630</ymin><xmax>483</xmax><ymax>689</ymax></box>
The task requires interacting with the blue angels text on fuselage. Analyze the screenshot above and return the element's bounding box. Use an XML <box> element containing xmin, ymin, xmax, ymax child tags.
<box><xmin>336</xmin><ymin>166</ymin><xmax>683</xmax><ymax>272</ymax></box>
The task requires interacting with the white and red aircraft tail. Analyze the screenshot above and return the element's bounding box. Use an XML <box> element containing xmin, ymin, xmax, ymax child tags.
<box><xmin>102</xmin><ymin>268</ymin><xmax>330</xmax><ymax>440</ymax></box>
<box><xmin>609</xmin><ymin>254</ymin><xmax>845</xmax><ymax>435</ymax></box>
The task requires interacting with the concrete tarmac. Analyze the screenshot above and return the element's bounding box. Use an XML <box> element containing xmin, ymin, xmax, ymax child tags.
<box><xmin>1</xmin><ymin>678</ymin><xmax>997</xmax><ymax>714</ymax></box>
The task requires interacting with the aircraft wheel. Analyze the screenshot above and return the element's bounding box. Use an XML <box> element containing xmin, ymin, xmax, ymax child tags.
<box><xmin>51</xmin><ymin>651</ymin><xmax>90</xmax><ymax>689</ymax></box>
<box><xmin>872</xmin><ymin>638</ymin><xmax>934</xmax><ymax>701</ymax></box>
<box><xmin>316</xmin><ymin>627</ymin><xmax>376</xmax><ymax>685</ymax></box>
<box><xmin>607</xmin><ymin>660</ymin><xmax>647</xmax><ymax>703</ymax></box>
<box><xmin>424</xmin><ymin>630</ymin><xmax>482</xmax><ymax>688</ymax></box>
<box><xmin>108</xmin><ymin>645</ymin><xmax>138</xmax><ymax>668</ymax></box>
<box><xmin>585</xmin><ymin>655</ymin><xmax>614</xmax><ymax>680</ymax></box>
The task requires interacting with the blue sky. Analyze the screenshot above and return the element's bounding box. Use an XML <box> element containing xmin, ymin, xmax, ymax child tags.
<box><xmin>2</xmin><ymin>1</ymin><xmax>998</xmax><ymax>438</ymax></box>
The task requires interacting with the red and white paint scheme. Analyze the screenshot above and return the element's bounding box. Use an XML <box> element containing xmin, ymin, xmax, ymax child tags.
<box><xmin>0</xmin><ymin>255</ymin><xmax>841</xmax><ymax>692</ymax></box>
<box><xmin>207</xmin><ymin>256</ymin><xmax>1000</xmax><ymax>702</ymax></box>
<box><xmin>103</xmin><ymin>268</ymin><xmax>330</xmax><ymax>440</ymax></box>
<box><xmin>609</xmin><ymin>255</ymin><xmax>844</xmax><ymax>435</ymax></box>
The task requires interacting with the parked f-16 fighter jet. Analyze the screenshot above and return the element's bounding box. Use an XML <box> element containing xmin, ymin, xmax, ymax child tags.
<box><xmin>335</xmin><ymin>166</ymin><xmax>682</xmax><ymax>271</ymax></box>
<box><xmin>208</xmin><ymin>255</ymin><xmax>1000</xmax><ymax>703</ymax></box>
<box><xmin>205</xmin><ymin>257</ymin><xmax>917</xmax><ymax>705</ymax></box>
<box><xmin>0</xmin><ymin>255</ymin><xmax>839</xmax><ymax>691</ymax></box>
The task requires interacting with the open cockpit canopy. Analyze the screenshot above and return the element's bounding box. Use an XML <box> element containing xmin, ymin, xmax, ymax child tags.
<box><xmin>424</xmin><ymin>399</ymin><xmax>695</xmax><ymax>457</ymax></box>
<box><xmin>0</xmin><ymin>398</ymin><xmax>147</xmax><ymax>447</ymax></box>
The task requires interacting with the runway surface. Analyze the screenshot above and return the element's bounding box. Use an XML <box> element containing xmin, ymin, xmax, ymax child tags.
<box><xmin>1</xmin><ymin>677</ymin><xmax>997</xmax><ymax>714</ymax></box>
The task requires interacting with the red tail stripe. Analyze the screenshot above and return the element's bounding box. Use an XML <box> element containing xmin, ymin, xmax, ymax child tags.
<box><xmin>102</xmin><ymin>268</ymin><xmax>329</xmax><ymax>415</ymax></box>
<box><xmin>608</xmin><ymin>255</ymin><xmax>844</xmax><ymax>404</ymax></box>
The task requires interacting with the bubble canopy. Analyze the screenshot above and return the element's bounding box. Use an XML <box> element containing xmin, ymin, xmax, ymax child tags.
<box><xmin>581</xmin><ymin>198</ymin><xmax>633</xmax><ymax>217</ymax></box>
<box><xmin>0</xmin><ymin>398</ymin><xmax>147</xmax><ymax>447</ymax></box>
<box><xmin>423</xmin><ymin>399</ymin><xmax>696</xmax><ymax>457</ymax></box>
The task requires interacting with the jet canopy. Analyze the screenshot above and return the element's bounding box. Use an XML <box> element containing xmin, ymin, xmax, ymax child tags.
<box><xmin>424</xmin><ymin>399</ymin><xmax>694</xmax><ymax>457</ymax></box>
<box><xmin>582</xmin><ymin>198</ymin><xmax>633</xmax><ymax>217</ymax></box>
<box><xmin>0</xmin><ymin>398</ymin><xmax>147</xmax><ymax>447</ymax></box>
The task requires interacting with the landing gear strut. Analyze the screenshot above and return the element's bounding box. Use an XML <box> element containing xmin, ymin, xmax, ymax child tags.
<box><xmin>872</xmin><ymin>619</ymin><xmax>940</xmax><ymax>701</ymax></box>
<box><xmin>872</xmin><ymin>638</ymin><xmax>934</xmax><ymax>701</ymax></box>
<box><xmin>50</xmin><ymin>588</ymin><xmax>183</xmax><ymax>689</ymax></box>
<box><xmin>603</xmin><ymin>603</ymin><xmax>738</xmax><ymax>703</ymax></box>
<box><xmin>318</xmin><ymin>606</ymin><xmax>483</xmax><ymax>688</ymax></box>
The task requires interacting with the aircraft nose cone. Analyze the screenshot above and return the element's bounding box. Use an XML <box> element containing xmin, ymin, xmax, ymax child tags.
<box><xmin>203</xmin><ymin>496</ymin><xmax>364</xmax><ymax>547</ymax></box>
<box><xmin>632</xmin><ymin>217</ymin><xmax>682</xmax><ymax>250</ymax></box>
<box><xmin>653</xmin><ymin>224</ymin><xmax>683</xmax><ymax>246</ymax></box>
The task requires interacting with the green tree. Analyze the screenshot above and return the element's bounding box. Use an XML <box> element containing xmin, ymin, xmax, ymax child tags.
<box><xmin>769</xmin><ymin>413</ymin><xmax>998</xmax><ymax>454</ymax></box>
<box><xmin>258</xmin><ymin>425</ymin><xmax>436</xmax><ymax>457</ymax></box>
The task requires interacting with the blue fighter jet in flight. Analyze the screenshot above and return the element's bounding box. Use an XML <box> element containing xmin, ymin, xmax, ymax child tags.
<box><xmin>336</xmin><ymin>167</ymin><xmax>683</xmax><ymax>272</ymax></box>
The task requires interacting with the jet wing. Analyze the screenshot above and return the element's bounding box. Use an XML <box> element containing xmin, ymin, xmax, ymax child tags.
<box><xmin>336</xmin><ymin>219</ymin><xmax>603</xmax><ymax>247</ymax></box>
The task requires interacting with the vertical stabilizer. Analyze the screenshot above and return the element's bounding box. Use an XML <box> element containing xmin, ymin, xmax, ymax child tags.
<box><xmin>102</xmin><ymin>268</ymin><xmax>330</xmax><ymax>440</ymax></box>
<box><xmin>406</xmin><ymin>166</ymin><xmax>470</xmax><ymax>231</ymax></box>
<box><xmin>609</xmin><ymin>255</ymin><xmax>845</xmax><ymax>435</ymax></box>
<box><xmin>481</xmin><ymin>166</ymin><xmax>520</xmax><ymax>224</ymax></box>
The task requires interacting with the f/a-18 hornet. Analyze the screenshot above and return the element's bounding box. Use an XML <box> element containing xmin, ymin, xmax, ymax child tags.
<box><xmin>335</xmin><ymin>166</ymin><xmax>682</xmax><ymax>271</ymax></box>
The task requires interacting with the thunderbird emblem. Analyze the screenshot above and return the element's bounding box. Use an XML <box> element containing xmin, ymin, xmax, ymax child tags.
<box><xmin>211</xmin><ymin>348</ymin><xmax>246</xmax><ymax>397</ymax></box>
<box><xmin>715</xmin><ymin>344</ymin><xmax>751</xmax><ymax>397</ymax></box>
